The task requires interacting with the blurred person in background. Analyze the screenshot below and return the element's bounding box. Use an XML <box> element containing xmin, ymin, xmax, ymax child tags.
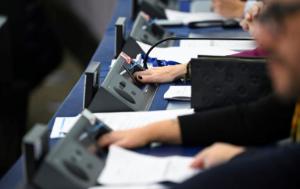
<box><xmin>0</xmin><ymin>0</ymin><xmax>116</xmax><ymax>177</ymax></box>
<box><xmin>0</xmin><ymin>0</ymin><xmax>63</xmax><ymax>177</ymax></box>
<box><xmin>212</xmin><ymin>0</ymin><xmax>260</xmax><ymax>19</ymax></box>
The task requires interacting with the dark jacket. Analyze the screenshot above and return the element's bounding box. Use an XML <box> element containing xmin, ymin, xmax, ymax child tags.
<box><xmin>179</xmin><ymin>93</ymin><xmax>295</xmax><ymax>146</ymax></box>
<box><xmin>173</xmin><ymin>143</ymin><xmax>300</xmax><ymax>189</ymax></box>
<box><xmin>174</xmin><ymin>94</ymin><xmax>299</xmax><ymax>189</ymax></box>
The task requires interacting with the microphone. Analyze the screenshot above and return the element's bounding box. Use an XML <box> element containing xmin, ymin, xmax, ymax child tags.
<box><xmin>142</xmin><ymin>36</ymin><xmax>253</xmax><ymax>69</ymax></box>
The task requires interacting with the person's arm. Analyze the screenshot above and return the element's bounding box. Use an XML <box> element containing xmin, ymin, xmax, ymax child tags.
<box><xmin>240</xmin><ymin>1</ymin><xmax>264</xmax><ymax>34</ymax></box>
<box><xmin>212</xmin><ymin>0</ymin><xmax>246</xmax><ymax>18</ymax></box>
<box><xmin>98</xmin><ymin>94</ymin><xmax>294</xmax><ymax>149</ymax></box>
<box><xmin>172</xmin><ymin>144</ymin><xmax>300</xmax><ymax>189</ymax></box>
<box><xmin>98</xmin><ymin>119</ymin><xmax>182</xmax><ymax>148</ymax></box>
<box><xmin>134</xmin><ymin>63</ymin><xmax>188</xmax><ymax>83</ymax></box>
<box><xmin>179</xmin><ymin>94</ymin><xmax>295</xmax><ymax>146</ymax></box>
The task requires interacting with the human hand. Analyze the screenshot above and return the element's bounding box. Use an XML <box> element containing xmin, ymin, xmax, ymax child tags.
<box><xmin>98</xmin><ymin>127</ymin><xmax>153</xmax><ymax>149</ymax></box>
<box><xmin>134</xmin><ymin>64</ymin><xmax>187</xmax><ymax>84</ymax></box>
<box><xmin>240</xmin><ymin>2</ymin><xmax>264</xmax><ymax>34</ymax></box>
<box><xmin>212</xmin><ymin>0</ymin><xmax>245</xmax><ymax>18</ymax></box>
<box><xmin>191</xmin><ymin>143</ymin><xmax>245</xmax><ymax>169</ymax></box>
<box><xmin>98</xmin><ymin>119</ymin><xmax>182</xmax><ymax>148</ymax></box>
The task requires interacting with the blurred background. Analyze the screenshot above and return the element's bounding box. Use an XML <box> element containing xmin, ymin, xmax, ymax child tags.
<box><xmin>0</xmin><ymin>0</ymin><xmax>116</xmax><ymax>177</ymax></box>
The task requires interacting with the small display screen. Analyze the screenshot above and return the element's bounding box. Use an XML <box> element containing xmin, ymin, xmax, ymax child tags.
<box><xmin>121</xmin><ymin>61</ymin><xmax>145</xmax><ymax>88</ymax></box>
<box><xmin>118</xmin><ymin>52</ymin><xmax>147</xmax><ymax>89</ymax></box>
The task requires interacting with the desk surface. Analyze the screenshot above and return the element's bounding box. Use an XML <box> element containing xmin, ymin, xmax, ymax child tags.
<box><xmin>0</xmin><ymin>1</ymin><xmax>247</xmax><ymax>188</ymax></box>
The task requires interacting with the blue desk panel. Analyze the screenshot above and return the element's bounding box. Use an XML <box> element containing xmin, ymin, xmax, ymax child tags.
<box><xmin>0</xmin><ymin>1</ymin><xmax>246</xmax><ymax>188</ymax></box>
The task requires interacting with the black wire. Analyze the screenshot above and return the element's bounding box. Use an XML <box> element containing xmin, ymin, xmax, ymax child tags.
<box><xmin>142</xmin><ymin>36</ymin><xmax>253</xmax><ymax>69</ymax></box>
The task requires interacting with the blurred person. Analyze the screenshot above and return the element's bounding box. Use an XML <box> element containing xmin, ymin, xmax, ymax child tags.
<box><xmin>0</xmin><ymin>0</ymin><xmax>63</xmax><ymax>177</ymax></box>
<box><xmin>211</xmin><ymin>0</ymin><xmax>262</xmax><ymax>19</ymax></box>
<box><xmin>212</xmin><ymin>0</ymin><xmax>247</xmax><ymax>18</ymax></box>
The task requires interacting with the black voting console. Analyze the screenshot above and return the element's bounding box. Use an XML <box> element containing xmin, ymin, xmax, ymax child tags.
<box><xmin>83</xmin><ymin>62</ymin><xmax>101</xmax><ymax>109</ymax></box>
<box><xmin>115</xmin><ymin>11</ymin><xmax>176</xmax><ymax>67</ymax></box>
<box><xmin>122</xmin><ymin>37</ymin><xmax>144</xmax><ymax>58</ymax></box>
<box><xmin>130</xmin><ymin>12</ymin><xmax>175</xmax><ymax>47</ymax></box>
<box><xmin>30</xmin><ymin>110</ymin><xmax>111</xmax><ymax>189</ymax></box>
<box><xmin>137</xmin><ymin>0</ymin><xmax>179</xmax><ymax>19</ymax></box>
<box><xmin>87</xmin><ymin>52</ymin><xmax>158</xmax><ymax>112</ymax></box>
<box><xmin>84</xmin><ymin>13</ymin><xmax>164</xmax><ymax>113</ymax></box>
<box><xmin>191</xmin><ymin>56</ymin><xmax>272</xmax><ymax>111</ymax></box>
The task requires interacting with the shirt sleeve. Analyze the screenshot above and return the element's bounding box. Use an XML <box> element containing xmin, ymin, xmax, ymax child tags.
<box><xmin>178</xmin><ymin>94</ymin><xmax>295</xmax><ymax>146</ymax></box>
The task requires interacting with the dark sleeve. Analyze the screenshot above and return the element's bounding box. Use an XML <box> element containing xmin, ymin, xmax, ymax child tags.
<box><xmin>178</xmin><ymin>94</ymin><xmax>295</xmax><ymax>146</ymax></box>
<box><xmin>172</xmin><ymin>144</ymin><xmax>300</xmax><ymax>189</ymax></box>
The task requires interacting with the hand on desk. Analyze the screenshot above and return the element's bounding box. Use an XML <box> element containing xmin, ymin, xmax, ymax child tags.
<box><xmin>98</xmin><ymin>127</ymin><xmax>151</xmax><ymax>148</ymax></box>
<box><xmin>98</xmin><ymin>119</ymin><xmax>182</xmax><ymax>148</ymax></box>
<box><xmin>212</xmin><ymin>0</ymin><xmax>246</xmax><ymax>19</ymax></box>
<box><xmin>240</xmin><ymin>2</ymin><xmax>264</xmax><ymax>35</ymax></box>
<box><xmin>98</xmin><ymin>120</ymin><xmax>245</xmax><ymax>170</ymax></box>
<box><xmin>190</xmin><ymin>143</ymin><xmax>245</xmax><ymax>169</ymax></box>
<box><xmin>134</xmin><ymin>64</ymin><xmax>187</xmax><ymax>84</ymax></box>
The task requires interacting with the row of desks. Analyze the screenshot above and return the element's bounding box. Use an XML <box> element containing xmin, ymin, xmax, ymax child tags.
<box><xmin>0</xmin><ymin>1</ymin><xmax>246</xmax><ymax>188</ymax></box>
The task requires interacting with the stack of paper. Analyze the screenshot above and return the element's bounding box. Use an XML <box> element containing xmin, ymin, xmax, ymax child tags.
<box><xmin>164</xmin><ymin>86</ymin><xmax>191</xmax><ymax>101</ymax></box>
<box><xmin>98</xmin><ymin>146</ymin><xmax>200</xmax><ymax>185</ymax></box>
<box><xmin>50</xmin><ymin>109</ymin><xmax>194</xmax><ymax>139</ymax></box>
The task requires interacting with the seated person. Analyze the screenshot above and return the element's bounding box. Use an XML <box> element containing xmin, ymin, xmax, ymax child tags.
<box><xmin>134</xmin><ymin>1</ymin><xmax>266</xmax><ymax>84</ymax></box>
<box><xmin>99</xmin><ymin>1</ymin><xmax>300</xmax><ymax>188</ymax></box>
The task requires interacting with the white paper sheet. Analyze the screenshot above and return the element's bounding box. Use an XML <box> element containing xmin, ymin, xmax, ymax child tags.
<box><xmin>98</xmin><ymin>146</ymin><xmax>200</xmax><ymax>185</ymax></box>
<box><xmin>137</xmin><ymin>41</ymin><xmax>237</xmax><ymax>63</ymax></box>
<box><xmin>50</xmin><ymin>109</ymin><xmax>194</xmax><ymax>139</ymax></box>
<box><xmin>190</xmin><ymin>0</ymin><xmax>212</xmax><ymax>12</ymax></box>
<box><xmin>180</xmin><ymin>40</ymin><xmax>257</xmax><ymax>51</ymax></box>
<box><xmin>164</xmin><ymin>86</ymin><xmax>191</xmax><ymax>101</ymax></box>
<box><xmin>50</xmin><ymin>116</ymin><xmax>80</xmax><ymax>138</ymax></box>
<box><xmin>165</xmin><ymin>9</ymin><xmax>224</xmax><ymax>24</ymax></box>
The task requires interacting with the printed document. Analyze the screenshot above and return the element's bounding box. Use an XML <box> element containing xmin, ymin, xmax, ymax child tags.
<box><xmin>165</xmin><ymin>9</ymin><xmax>224</xmax><ymax>24</ymax></box>
<box><xmin>98</xmin><ymin>146</ymin><xmax>200</xmax><ymax>185</ymax></box>
<box><xmin>50</xmin><ymin>109</ymin><xmax>194</xmax><ymax>139</ymax></box>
